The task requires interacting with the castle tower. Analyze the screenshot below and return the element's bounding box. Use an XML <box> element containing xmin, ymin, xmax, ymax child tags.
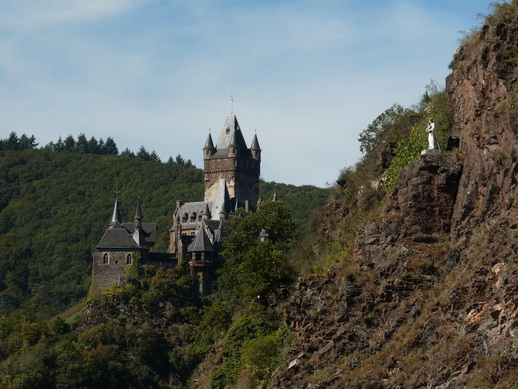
<box><xmin>203</xmin><ymin>113</ymin><xmax>261</xmax><ymax>211</ymax></box>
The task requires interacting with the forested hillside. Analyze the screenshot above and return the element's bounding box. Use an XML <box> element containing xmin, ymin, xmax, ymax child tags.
<box><xmin>0</xmin><ymin>148</ymin><xmax>329</xmax><ymax>320</ymax></box>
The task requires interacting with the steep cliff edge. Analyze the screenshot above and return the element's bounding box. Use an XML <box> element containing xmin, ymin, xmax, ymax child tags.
<box><xmin>271</xmin><ymin>7</ymin><xmax>518</xmax><ymax>389</ymax></box>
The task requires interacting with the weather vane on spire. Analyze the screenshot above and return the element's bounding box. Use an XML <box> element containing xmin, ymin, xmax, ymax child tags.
<box><xmin>230</xmin><ymin>94</ymin><xmax>234</xmax><ymax>114</ymax></box>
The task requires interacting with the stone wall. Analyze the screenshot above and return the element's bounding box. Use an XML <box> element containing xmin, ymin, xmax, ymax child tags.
<box><xmin>92</xmin><ymin>249</ymin><xmax>136</xmax><ymax>291</ymax></box>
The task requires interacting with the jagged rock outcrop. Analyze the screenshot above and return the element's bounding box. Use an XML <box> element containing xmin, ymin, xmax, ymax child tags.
<box><xmin>270</xmin><ymin>7</ymin><xmax>518</xmax><ymax>388</ymax></box>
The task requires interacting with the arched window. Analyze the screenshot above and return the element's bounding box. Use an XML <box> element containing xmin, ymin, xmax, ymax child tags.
<box><xmin>190</xmin><ymin>212</ymin><xmax>197</xmax><ymax>222</ymax></box>
<box><xmin>103</xmin><ymin>253</ymin><xmax>109</xmax><ymax>264</ymax></box>
<box><xmin>182</xmin><ymin>213</ymin><xmax>188</xmax><ymax>223</ymax></box>
<box><xmin>126</xmin><ymin>253</ymin><xmax>132</xmax><ymax>265</ymax></box>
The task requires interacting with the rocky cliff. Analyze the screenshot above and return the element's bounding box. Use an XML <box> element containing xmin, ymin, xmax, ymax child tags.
<box><xmin>270</xmin><ymin>6</ymin><xmax>518</xmax><ymax>388</ymax></box>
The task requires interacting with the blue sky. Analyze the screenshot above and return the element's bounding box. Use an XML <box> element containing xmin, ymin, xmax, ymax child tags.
<box><xmin>0</xmin><ymin>0</ymin><xmax>494</xmax><ymax>187</ymax></box>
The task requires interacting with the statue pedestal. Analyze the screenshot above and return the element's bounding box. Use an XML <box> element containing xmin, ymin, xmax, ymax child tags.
<box><xmin>421</xmin><ymin>148</ymin><xmax>441</xmax><ymax>155</ymax></box>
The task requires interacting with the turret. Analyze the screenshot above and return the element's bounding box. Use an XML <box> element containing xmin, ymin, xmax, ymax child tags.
<box><xmin>251</xmin><ymin>132</ymin><xmax>261</xmax><ymax>161</ymax></box>
<box><xmin>203</xmin><ymin>132</ymin><xmax>216</xmax><ymax>160</ymax></box>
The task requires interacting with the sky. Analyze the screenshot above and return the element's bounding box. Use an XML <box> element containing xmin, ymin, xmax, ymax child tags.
<box><xmin>0</xmin><ymin>0</ymin><xmax>495</xmax><ymax>187</ymax></box>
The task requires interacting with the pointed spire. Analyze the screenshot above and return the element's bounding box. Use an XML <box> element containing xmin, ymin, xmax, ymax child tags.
<box><xmin>251</xmin><ymin>132</ymin><xmax>261</xmax><ymax>151</ymax></box>
<box><xmin>134</xmin><ymin>197</ymin><xmax>143</xmax><ymax>229</ymax></box>
<box><xmin>251</xmin><ymin>131</ymin><xmax>261</xmax><ymax>161</ymax></box>
<box><xmin>272</xmin><ymin>190</ymin><xmax>278</xmax><ymax>201</ymax></box>
<box><xmin>135</xmin><ymin>198</ymin><xmax>143</xmax><ymax>220</ymax></box>
<box><xmin>204</xmin><ymin>131</ymin><xmax>215</xmax><ymax>150</ymax></box>
<box><xmin>110</xmin><ymin>198</ymin><xmax>122</xmax><ymax>226</ymax></box>
<box><xmin>204</xmin><ymin>131</ymin><xmax>216</xmax><ymax>160</ymax></box>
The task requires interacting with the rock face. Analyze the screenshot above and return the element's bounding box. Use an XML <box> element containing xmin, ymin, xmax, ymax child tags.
<box><xmin>270</xmin><ymin>9</ymin><xmax>518</xmax><ymax>389</ymax></box>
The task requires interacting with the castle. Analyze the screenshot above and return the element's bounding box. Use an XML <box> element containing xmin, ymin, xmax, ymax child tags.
<box><xmin>92</xmin><ymin>112</ymin><xmax>261</xmax><ymax>296</ymax></box>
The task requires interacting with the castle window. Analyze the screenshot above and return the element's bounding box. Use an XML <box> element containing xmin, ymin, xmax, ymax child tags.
<box><xmin>103</xmin><ymin>253</ymin><xmax>109</xmax><ymax>264</ymax></box>
<box><xmin>126</xmin><ymin>253</ymin><xmax>132</xmax><ymax>265</ymax></box>
<box><xmin>190</xmin><ymin>212</ymin><xmax>197</xmax><ymax>222</ymax></box>
<box><xmin>182</xmin><ymin>213</ymin><xmax>188</xmax><ymax>223</ymax></box>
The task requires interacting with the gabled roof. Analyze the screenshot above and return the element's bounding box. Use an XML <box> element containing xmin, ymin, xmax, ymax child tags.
<box><xmin>187</xmin><ymin>224</ymin><xmax>215</xmax><ymax>253</ymax></box>
<box><xmin>96</xmin><ymin>226</ymin><xmax>141</xmax><ymax>249</ymax></box>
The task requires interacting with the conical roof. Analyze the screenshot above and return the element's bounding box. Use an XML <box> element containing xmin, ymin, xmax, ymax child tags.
<box><xmin>251</xmin><ymin>133</ymin><xmax>261</xmax><ymax>151</ymax></box>
<box><xmin>110</xmin><ymin>198</ymin><xmax>122</xmax><ymax>225</ymax></box>
<box><xmin>204</xmin><ymin>132</ymin><xmax>215</xmax><ymax>150</ymax></box>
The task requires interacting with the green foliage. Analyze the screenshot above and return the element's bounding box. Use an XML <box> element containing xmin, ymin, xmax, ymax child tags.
<box><xmin>218</xmin><ymin>200</ymin><xmax>297</xmax><ymax>304</ymax></box>
<box><xmin>0</xmin><ymin>132</ymin><xmax>38</xmax><ymax>151</ymax></box>
<box><xmin>0</xmin><ymin>148</ymin><xmax>203</xmax><ymax>319</ymax></box>
<box><xmin>358</xmin><ymin>104</ymin><xmax>412</xmax><ymax>155</ymax></box>
<box><xmin>424</xmin><ymin>81</ymin><xmax>452</xmax><ymax>149</ymax></box>
<box><xmin>385</xmin><ymin>123</ymin><xmax>426</xmax><ymax>194</ymax></box>
<box><xmin>0</xmin><ymin>267</ymin><xmax>200</xmax><ymax>388</ymax></box>
<box><xmin>259</xmin><ymin>181</ymin><xmax>331</xmax><ymax>237</ymax></box>
<box><xmin>209</xmin><ymin>310</ymin><xmax>282</xmax><ymax>389</ymax></box>
<box><xmin>126</xmin><ymin>252</ymin><xmax>144</xmax><ymax>281</ymax></box>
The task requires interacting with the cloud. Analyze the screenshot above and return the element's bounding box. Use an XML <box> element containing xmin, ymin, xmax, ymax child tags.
<box><xmin>0</xmin><ymin>0</ymin><xmax>492</xmax><ymax>186</ymax></box>
<box><xmin>0</xmin><ymin>0</ymin><xmax>141</xmax><ymax>31</ymax></box>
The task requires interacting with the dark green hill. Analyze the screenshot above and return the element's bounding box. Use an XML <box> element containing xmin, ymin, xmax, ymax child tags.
<box><xmin>0</xmin><ymin>149</ymin><xmax>329</xmax><ymax>319</ymax></box>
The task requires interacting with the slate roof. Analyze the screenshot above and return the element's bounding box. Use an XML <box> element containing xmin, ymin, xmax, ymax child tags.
<box><xmin>96</xmin><ymin>225</ymin><xmax>141</xmax><ymax>249</ymax></box>
<box><xmin>204</xmin><ymin>132</ymin><xmax>215</xmax><ymax>150</ymax></box>
<box><xmin>210</xmin><ymin>113</ymin><xmax>253</xmax><ymax>159</ymax></box>
<box><xmin>175</xmin><ymin>201</ymin><xmax>212</xmax><ymax>230</ymax></box>
<box><xmin>251</xmin><ymin>133</ymin><xmax>261</xmax><ymax>151</ymax></box>
<box><xmin>121</xmin><ymin>222</ymin><xmax>157</xmax><ymax>246</ymax></box>
<box><xmin>187</xmin><ymin>224</ymin><xmax>215</xmax><ymax>253</ymax></box>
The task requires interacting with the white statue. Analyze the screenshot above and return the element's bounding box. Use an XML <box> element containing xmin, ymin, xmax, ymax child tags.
<box><xmin>425</xmin><ymin>118</ymin><xmax>435</xmax><ymax>149</ymax></box>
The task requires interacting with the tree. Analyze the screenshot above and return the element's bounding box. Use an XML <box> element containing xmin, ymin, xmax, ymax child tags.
<box><xmin>358</xmin><ymin>104</ymin><xmax>412</xmax><ymax>155</ymax></box>
<box><xmin>104</xmin><ymin>137</ymin><xmax>118</xmax><ymax>155</ymax></box>
<box><xmin>75</xmin><ymin>133</ymin><xmax>88</xmax><ymax>154</ymax></box>
<box><xmin>137</xmin><ymin>146</ymin><xmax>151</xmax><ymax>161</ymax></box>
<box><xmin>120</xmin><ymin>148</ymin><xmax>135</xmax><ymax>158</ymax></box>
<box><xmin>87</xmin><ymin>136</ymin><xmax>99</xmax><ymax>154</ymax></box>
<box><xmin>63</xmin><ymin>135</ymin><xmax>76</xmax><ymax>151</ymax></box>
<box><xmin>149</xmin><ymin>151</ymin><xmax>161</xmax><ymax>163</ymax></box>
<box><xmin>218</xmin><ymin>201</ymin><xmax>296</xmax><ymax>303</ymax></box>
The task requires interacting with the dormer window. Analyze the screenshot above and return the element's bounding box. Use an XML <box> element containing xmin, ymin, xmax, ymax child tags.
<box><xmin>190</xmin><ymin>212</ymin><xmax>197</xmax><ymax>222</ymax></box>
<box><xmin>226</xmin><ymin>128</ymin><xmax>230</xmax><ymax>134</ymax></box>
<box><xmin>182</xmin><ymin>213</ymin><xmax>188</xmax><ymax>223</ymax></box>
